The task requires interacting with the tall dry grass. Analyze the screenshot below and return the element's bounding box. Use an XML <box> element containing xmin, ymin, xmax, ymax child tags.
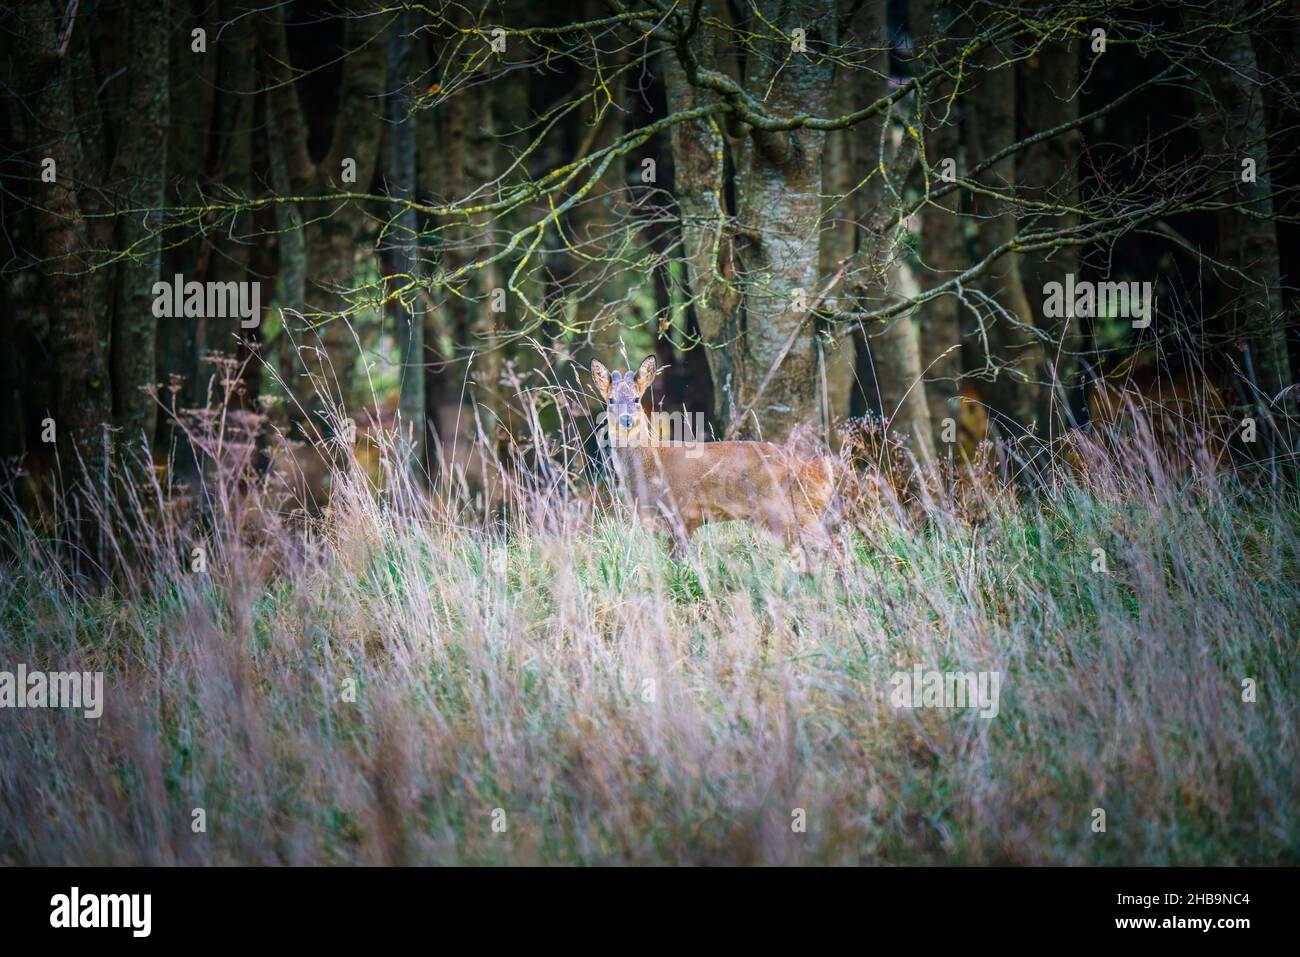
<box><xmin>0</xmin><ymin>389</ymin><xmax>1297</xmax><ymax>865</ymax></box>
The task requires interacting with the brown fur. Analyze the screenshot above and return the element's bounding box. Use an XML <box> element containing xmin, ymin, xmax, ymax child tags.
<box><xmin>591</xmin><ymin>356</ymin><xmax>835</xmax><ymax>564</ymax></box>
<box><xmin>952</xmin><ymin>383</ymin><xmax>997</xmax><ymax>464</ymax></box>
<box><xmin>1083</xmin><ymin>357</ymin><xmax>1231</xmax><ymax>473</ymax></box>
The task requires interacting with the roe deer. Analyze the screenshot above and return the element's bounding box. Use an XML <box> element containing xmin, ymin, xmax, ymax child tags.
<box><xmin>590</xmin><ymin>356</ymin><xmax>836</xmax><ymax>567</ymax></box>
<box><xmin>1087</xmin><ymin>358</ymin><xmax>1229</xmax><ymax>441</ymax></box>
<box><xmin>1081</xmin><ymin>358</ymin><xmax>1232</xmax><ymax>475</ymax></box>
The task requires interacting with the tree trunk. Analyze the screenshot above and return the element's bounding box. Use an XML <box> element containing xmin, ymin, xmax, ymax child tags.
<box><xmin>386</xmin><ymin>11</ymin><xmax>425</xmax><ymax>472</ymax></box>
<box><xmin>19</xmin><ymin>1</ymin><xmax>113</xmax><ymax>486</ymax></box>
<box><xmin>1017</xmin><ymin>20</ymin><xmax>1082</xmax><ymax>430</ymax></box>
<box><xmin>465</xmin><ymin>77</ymin><xmax>504</xmax><ymax>445</ymax></box>
<box><xmin>202</xmin><ymin>0</ymin><xmax>254</xmax><ymax>402</ymax></box>
<box><xmin>262</xmin><ymin>1</ymin><xmax>387</xmax><ymax>433</ymax></box>
<box><xmin>267</xmin><ymin>97</ymin><xmax>308</xmax><ymax>419</ymax></box>
<box><xmin>1188</xmin><ymin>3</ymin><xmax>1294</xmax><ymax>454</ymax></box>
<box><xmin>158</xmin><ymin>0</ymin><xmax>216</xmax><ymax>463</ymax></box>
<box><xmin>414</xmin><ymin>34</ymin><xmax>454</xmax><ymax>460</ymax></box>
<box><xmin>662</xmin><ymin>5</ymin><xmax>741</xmax><ymax>425</ymax></box>
<box><xmin>108</xmin><ymin>0</ymin><xmax>169</xmax><ymax>449</ymax></box>
<box><xmin>969</xmin><ymin>32</ymin><xmax>1045</xmax><ymax>437</ymax></box>
<box><xmin>909</xmin><ymin>0</ymin><xmax>968</xmax><ymax>447</ymax></box>
<box><xmin>848</xmin><ymin>0</ymin><xmax>934</xmax><ymax>465</ymax></box>
<box><xmin>731</xmin><ymin>0</ymin><xmax>836</xmax><ymax>442</ymax></box>
<box><xmin>817</xmin><ymin>45</ymin><xmax>856</xmax><ymax>443</ymax></box>
<box><xmin>313</xmin><ymin>4</ymin><xmax>387</xmax><ymax>420</ymax></box>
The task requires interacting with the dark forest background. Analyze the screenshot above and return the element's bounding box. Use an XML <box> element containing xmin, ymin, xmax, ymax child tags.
<box><xmin>3</xmin><ymin>0</ymin><xmax>1300</xmax><ymax>868</ymax></box>
<box><xmin>3</xmin><ymin>0</ymin><xmax>1299</xmax><ymax>508</ymax></box>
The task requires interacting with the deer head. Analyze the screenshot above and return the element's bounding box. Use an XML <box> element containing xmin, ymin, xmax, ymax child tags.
<box><xmin>590</xmin><ymin>356</ymin><xmax>657</xmax><ymax>446</ymax></box>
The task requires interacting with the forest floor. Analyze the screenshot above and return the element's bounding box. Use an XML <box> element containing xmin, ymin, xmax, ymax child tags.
<box><xmin>2</xmin><ymin>435</ymin><xmax>1298</xmax><ymax>864</ymax></box>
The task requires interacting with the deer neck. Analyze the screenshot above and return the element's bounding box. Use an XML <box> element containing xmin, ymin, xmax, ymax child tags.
<box><xmin>607</xmin><ymin>418</ymin><xmax>667</xmax><ymax>478</ymax></box>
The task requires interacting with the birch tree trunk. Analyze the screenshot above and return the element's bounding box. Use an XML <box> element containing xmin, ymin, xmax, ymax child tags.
<box><xmin>817</xmin><ymin>47</ymin><xmax>857</xmax><ymax>443</ymax></box>
<box><xmin>850</xmin><ymin>0</ymin><xmax>935</xmax><ymax>465</ymax></box>
<box><xmin>731</xmin><ymin>0</ymin><xmax>836</xmax><ymax>442</ymax></box>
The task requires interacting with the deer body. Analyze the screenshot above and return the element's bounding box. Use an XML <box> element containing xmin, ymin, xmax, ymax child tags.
<box><xmin>592</xmin><ymin>357</ymin><xmax>834</xmax><ymax>558</ymax></box>
<box><xmin>1087</xmin><ymin>364</ymin><xmax>1229</xmax><ymax>438</ymax></box>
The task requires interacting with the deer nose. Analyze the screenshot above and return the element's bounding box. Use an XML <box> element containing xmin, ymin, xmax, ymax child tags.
<box><xmin>618</xmin><ymin>413</ymin><xmax>636</xmax><ymax>429</ymax></box>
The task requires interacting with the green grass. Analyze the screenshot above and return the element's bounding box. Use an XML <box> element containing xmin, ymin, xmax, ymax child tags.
<box><xmin>0</xmin><ymin>435</ymin><xmax>1297</xmax><ymax>865</ymax></box>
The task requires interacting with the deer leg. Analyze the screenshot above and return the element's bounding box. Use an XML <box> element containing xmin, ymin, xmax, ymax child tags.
<box><xmin>762</xmin><ymin>507</ymin><xmax>813</xmax><ymax>575</ymax></box>
<box><xmin>667</xmin><ymin>523</ymin><xmax>690</xmax><ymax>559</ymax></box>
<box><xmin>658</xmin><ymin>506</ymin><xmax>699</xmax><ymax>559</ymax></box>
<box><xmin>678</xmin><ymin>511</ymin><xmax>707</xmax><ymax>557</ymax></box>
<box><xmin>794</xmin><ymin>506</ymin><xmax>831</xmax><ymax>555</ymax></box>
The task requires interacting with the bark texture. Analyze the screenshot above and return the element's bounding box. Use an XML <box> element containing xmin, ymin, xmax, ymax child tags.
<box><xmin>909</xmin><ymin>0</ymin><xmax>967</xmax><ymax>445</ymax></box>
<box><xmin>662</xmin><ymin>4</ymin><xmax>741</xmax><ymax>425</ymax></box>
<box><xmin>851</xmin><ymin>0</ymin><xmax>935</xmax><ymax>464</ymax></box>
<box><xmin>731</xmin><ymin>0</ymin><xmax>836</xmax><ymax>442</ymax></box>
<box><xmin>387</xmin><ymin>10</ymin><xmax>425</xmax><ymax>471</ymax></box>
<box><xmin>969</xmin><ymin>30</ymin><xmax>1045</xmax><ymax>436</ymax></box>
<box><xmin>1189</xmin><ymin>4</ymin><xmax>1294</xmax><ymax>448</ymax></box>
<box><xmin>1017</xmin><ymin>18</ymin><xmax>1082</xmax><ymax>429</ymax></box>
<box><xmin>263</xmin><ymin>1</ymin><xmax>387</xmax><ymax>430</ymax></box>
<box><xmin>816</xmin><ymin>38</ymin><xmax>857</xmax><ymax>442</ymax></box>
<box><xmin>109</xmin><ymin>0</ymin><xmax>170</xmax><ymax>447</ymax></box>
<box><xmin>20</xmin><ymin>0</ymin><xmax>112</xmax><ymax>481</ymax></box>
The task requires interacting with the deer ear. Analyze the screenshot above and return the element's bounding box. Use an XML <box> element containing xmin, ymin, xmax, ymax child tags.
<box><xmin>590</xmin><ymin>358</ymin><xmax>611</xmax><ymax>399</ymax></box>
<box><xmin>633</xmin><ymin>355</ymin><xmax>658</xmax><ymax>395</ymax></box>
